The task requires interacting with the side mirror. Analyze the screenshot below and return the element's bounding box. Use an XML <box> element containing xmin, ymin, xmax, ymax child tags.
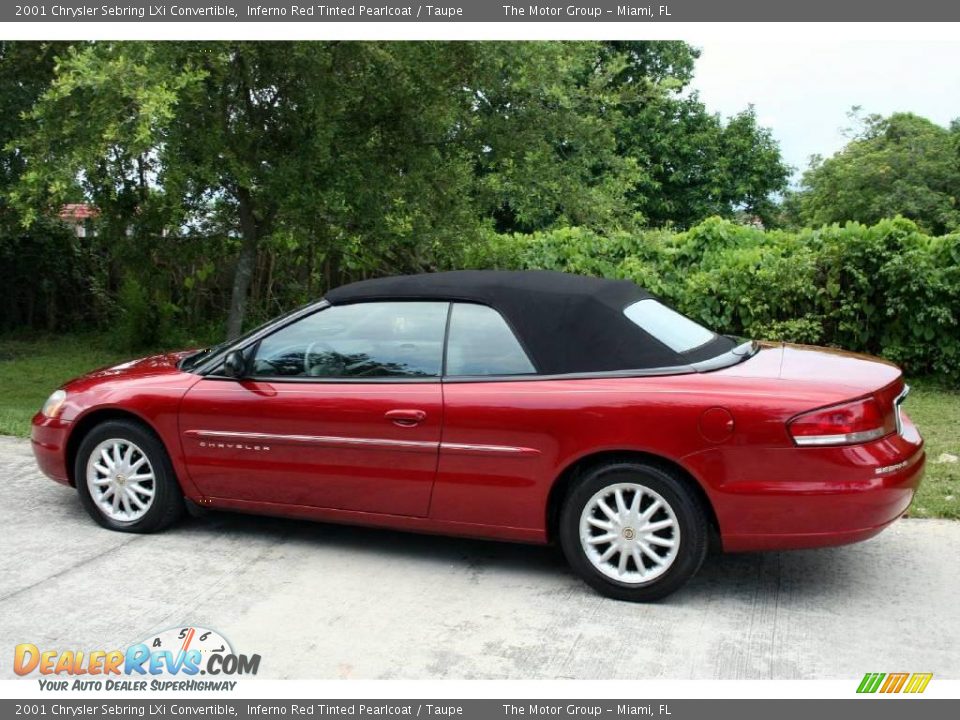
<box><xmin>222</xmin><ymin>350</ymin><xmax>247</xmax><ymax>379</ymax></box>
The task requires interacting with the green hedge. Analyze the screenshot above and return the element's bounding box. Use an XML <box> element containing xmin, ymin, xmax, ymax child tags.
<box><xmin>459</xmin><ymin>217</ymin><xmax>960</xmax><ymax>382</ymax></box>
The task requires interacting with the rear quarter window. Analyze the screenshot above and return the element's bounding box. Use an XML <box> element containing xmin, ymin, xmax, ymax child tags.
<box><xmin>623</xmin><ymin>299</ymin><xmax>716</xmax><ymax>354</ymax></box>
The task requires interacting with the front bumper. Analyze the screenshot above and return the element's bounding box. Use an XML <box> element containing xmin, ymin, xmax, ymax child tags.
<box><xmin>684</xmin><ymin>413</ymin><xmax>925</xmax><ymax>552</ymax></box>
<box><xmin>31</xmin><ymin>412</ymin><xmax>72</xmax><ymax>486</ymax></box>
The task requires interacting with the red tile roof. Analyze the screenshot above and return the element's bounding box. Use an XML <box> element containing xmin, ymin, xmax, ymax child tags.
<box><xmin>58</xmin><ymin>203</ymin><xmax>99</xmax><ymax>221</ymax></box>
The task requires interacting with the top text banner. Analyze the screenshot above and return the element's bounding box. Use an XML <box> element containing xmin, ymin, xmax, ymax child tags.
<box><xmin>6</xmin><ymin>0</ymin><xmax>960</xmax><ymax>22</ymax></box>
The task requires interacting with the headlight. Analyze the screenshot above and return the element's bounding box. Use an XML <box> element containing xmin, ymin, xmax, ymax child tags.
<box><xmin>41</xmin><ymin>390</ymin><xmax>67</xmax><ymax>418</ymax></box>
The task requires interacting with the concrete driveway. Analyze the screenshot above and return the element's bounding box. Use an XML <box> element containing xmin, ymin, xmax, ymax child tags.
<box><xmin>1</xmin><ymin>435</ymin><xmax>957</xmax><ymax>680</ymax></box>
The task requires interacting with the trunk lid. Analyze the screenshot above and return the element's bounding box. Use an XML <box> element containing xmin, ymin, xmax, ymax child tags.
<box><xmin>777</xmin><ymin>343</ymin><xmax>901</xmax><ymax>393</ymax></box>
<box><xmin>719</xmin><ymin>342</ymin><xmax>902</xmax><ymax>395</ymax></box>
<box><xmin>716</xmin><ymin>342</ymin><xmax>907</xmax><ymax>440</ymax></box>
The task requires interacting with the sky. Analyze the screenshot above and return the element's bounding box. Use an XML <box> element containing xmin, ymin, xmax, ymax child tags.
<box><xmin>689</xmin><ymin>41</ymin><xmax>960</xmax><ymax>184</ymax></box>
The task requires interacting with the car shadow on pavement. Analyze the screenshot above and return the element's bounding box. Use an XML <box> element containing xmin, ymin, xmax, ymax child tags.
<box><xmin>170</xmin><ymin>506</ymin><xmax>875</xmax><ymax>604</ymax></box>
<box><xmin>192</xmin><ymin>508</ymin><xmax>571</xmax><ymax>576</ymax></box>
<box><xmin>39</xmin><ymin>481</ymin><xmax>883</xmax><ymax>605</ymax></box>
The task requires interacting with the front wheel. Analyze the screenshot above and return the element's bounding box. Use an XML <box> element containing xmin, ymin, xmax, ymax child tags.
<box><xmin>559</xmin><ymin>461</ymin><xmax>709</xmax><ymax>602</ymax></box>
<box><xmin>75</xmin><ymin>419</ymin><xmax>184</xmax><ymax>533</ymax></box>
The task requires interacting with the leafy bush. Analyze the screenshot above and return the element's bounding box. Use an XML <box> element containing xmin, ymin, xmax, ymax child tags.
<box><xmin>114</xmin><ymin>276</ymin><xmax>179</xmax><ymax>352</ymax></box>
<box><xmin>457</xmin><ymin>216</ymin><xmax>960</xmax><ymax>382</ymax></box>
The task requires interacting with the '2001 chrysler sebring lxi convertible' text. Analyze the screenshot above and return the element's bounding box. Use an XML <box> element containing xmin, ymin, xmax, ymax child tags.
<box><xmin>31</xmin><ymin>271</ymin><xmax>924</xmax><ymax>601</ymax></box>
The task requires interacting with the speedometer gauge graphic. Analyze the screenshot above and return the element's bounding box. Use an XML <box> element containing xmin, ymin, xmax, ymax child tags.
<box><xmin>136</xmin><ymin>626</ymin><xmax>233</xmax><ymax>676</ymax></box>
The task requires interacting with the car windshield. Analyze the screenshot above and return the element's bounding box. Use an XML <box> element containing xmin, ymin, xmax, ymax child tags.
<box><xmin>179</xmin><ymin>301</ymin><xmax>320</xmax><ymax>372</ymax></box>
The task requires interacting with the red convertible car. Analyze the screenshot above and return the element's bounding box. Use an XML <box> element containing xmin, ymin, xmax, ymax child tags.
<box><xmin>31</xmin><ymin>271</ymin><xmax>924</xmax><ymax>600</ymax></box>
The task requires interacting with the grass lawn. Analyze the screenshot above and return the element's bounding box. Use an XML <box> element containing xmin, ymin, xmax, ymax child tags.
<box><xmin>900</xmin><ymin>381</ymin><xmax>960</xmax><ymax>519</ymax></box>
<box><xmin>1</xmin><ymin>333</ymin><xmax>957</xmax><ymax>519</ymax></box>
<box><xmin>0</xmin><ymin>334</ymin><xmax>129</xmax><ymax>438</ymax></box>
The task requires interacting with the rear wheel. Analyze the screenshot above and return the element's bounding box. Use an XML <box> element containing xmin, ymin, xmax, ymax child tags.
<box><xmin>75</xmin><ymin>419</ymin><xmax>184</xmax><ymax>533</ymax></box>
<box><xmin>559</xmin><ymin>461</ymin><xmax>709</xmax><ymax>601</ymax></box>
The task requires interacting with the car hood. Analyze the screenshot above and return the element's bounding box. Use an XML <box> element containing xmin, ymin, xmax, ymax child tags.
<box><xmin>57</xmin><ymin>350</ymin><xmax>196</xmax><ymax>392</ymax></box>
<box><xmin>70</xmin><ymin>350</ymin><xmax>197</xmax><ymax>385</ymax></box>
<box><xmin>50</xmin><ymin>350</ymin><xmax>201</xmax><ymax>425</ymax></box>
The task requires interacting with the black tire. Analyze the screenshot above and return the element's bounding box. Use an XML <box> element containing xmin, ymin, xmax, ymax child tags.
<box><xmin>558</xmin><ymin>461</ymin><xmax>709</xmax><ymax>602</ymax></box>
<box><xmin>75</xmin><ymin>419</ymin><xmax>184</xmax><ymax>533</ymax></box>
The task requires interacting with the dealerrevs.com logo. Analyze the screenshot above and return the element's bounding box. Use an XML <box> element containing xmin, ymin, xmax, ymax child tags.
<box><xmin>14</xmin><ymin>626</ymin><xmax>260</xmax><ymax>692</ymax></box>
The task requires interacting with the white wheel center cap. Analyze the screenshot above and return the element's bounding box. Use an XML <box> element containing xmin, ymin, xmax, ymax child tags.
<box><xmin>115</xmin><ymin>474</ymin><xmax>126</xmax><ymax>485</ymax></box>
<box><xmin>622</xmin><ymin>527</ymin><xmax>635</xmax><ymax>540</ymax></box>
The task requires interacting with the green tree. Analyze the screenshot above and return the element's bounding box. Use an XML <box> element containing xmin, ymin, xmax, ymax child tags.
<box><xmin>0</xmin><ymin>42</ymin><xmax>63</xmax><ymax>197</ymax></box>
<box><xmin>6</xmin><ymin>41</ymin><xmax>792</xmax><ymax>337</ymax></box>
<box><xmin>0</xmin><ymin>41</ymin><xmax>84</xmax><ymax>331</ymax></box>
<box><xmin>790</xmin><ymin>111</ymin><xmax>960</xmax><ymax>234</ymax></box>
<box><xmin>472</xmin><ymin>42</ymin><xmax>642</xmax><ymax>234</ymax></box>
<box><xmin>11</xmin><ymin>41</ymin><xmax>642</xmax><ymax>337</ymax></box>
<box><xmin>602</xmin><ymin>41</ymin><xmax>790</xmax><ymax>228</ymax></box>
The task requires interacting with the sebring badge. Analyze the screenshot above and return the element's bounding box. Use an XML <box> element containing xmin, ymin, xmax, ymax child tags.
<box><xmin>875</xmin><ymin>460</ymin><xmax>909</xmax><ymax>475</ymax></box>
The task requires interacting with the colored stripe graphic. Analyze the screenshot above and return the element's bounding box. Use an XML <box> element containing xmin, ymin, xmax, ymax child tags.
<box><xmin>857</xmin><ymin>673</ymin><xmax>885</xmax><ymax>693</ymax></box>
<box><xmin>857</xmin><ymin>672</ymin><xmax>932</xmax><ymax>694</ymax></box>
<box><xmin>904</xmin><ymin>673</ymin><xmax>933</xmax><ymax>694</ymax></box>
<box><xmin>880</xmin><ymin>673</ymin><xmax>909</xmax><ymax>693</ymax></box>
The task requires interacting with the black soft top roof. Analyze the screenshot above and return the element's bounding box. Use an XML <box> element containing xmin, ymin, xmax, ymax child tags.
<box><xmin>325</xmin><ymin>270</ymin><xmax>735</xmax><ymax>375</ymax></box>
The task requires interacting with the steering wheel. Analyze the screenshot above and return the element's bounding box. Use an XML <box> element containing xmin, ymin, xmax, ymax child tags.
<box><xmin>252</xmin><ymin>343</ymin><xmax>304</xmax><ymax>375</ymax></box>
<box><xmin>303</xmin><ymin>341</ymin><xmax>342</xmax><ymax>376</ymax></box>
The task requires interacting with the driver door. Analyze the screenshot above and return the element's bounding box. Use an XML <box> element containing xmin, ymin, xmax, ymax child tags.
<box><xmin>178</xmin><ymin>301</ymin><xmax>449</xmax><ymax>516</ymax></box>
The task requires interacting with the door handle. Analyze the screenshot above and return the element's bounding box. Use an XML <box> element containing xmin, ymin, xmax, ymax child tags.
<box><xmin>385</xmin><ymin>409</ymin><xmax>427</xmax><ymax>427</ymax></box>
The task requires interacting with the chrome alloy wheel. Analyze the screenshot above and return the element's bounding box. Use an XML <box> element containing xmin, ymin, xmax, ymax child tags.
<box><xmin>579</xmin><ymin>482</ymin><xmax>681</xmax><ymax>584</ymax></box>
<box><xmin>85</xmin><ymin>438</ymin><xmax>156</xmax><ymax>523</ymax></box>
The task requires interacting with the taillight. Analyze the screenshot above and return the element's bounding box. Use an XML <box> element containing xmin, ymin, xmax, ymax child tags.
<box><xmin>788</xmin><ymin>396</ymin><xmax>896</xmax><ymax>447</ymax></box>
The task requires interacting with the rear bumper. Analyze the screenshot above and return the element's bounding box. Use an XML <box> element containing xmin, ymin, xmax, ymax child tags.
<box><xmin>30</xmin><ymin>413</ymin><xmax>72</xmax><ymax>486</ymax></box>
<box><xmin>719</xmin><ymin>452</ymin><xmax>923</xmax><ymax>551</ymax></box>
<box><xmin>684</xmin><ymin>415</ymin><xmax>925</xmax><ymax>552</ymax></box>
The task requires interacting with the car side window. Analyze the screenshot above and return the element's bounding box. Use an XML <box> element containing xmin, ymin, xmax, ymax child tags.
<box><xmin>445</xmin><ymin>303</ymin><xmax>536</xmax><ymax>376</ymax></box>
<box><xmin>252</xmin><ymin>302</ymin><xmax>449</xmax><ymax>379</ymax></box>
